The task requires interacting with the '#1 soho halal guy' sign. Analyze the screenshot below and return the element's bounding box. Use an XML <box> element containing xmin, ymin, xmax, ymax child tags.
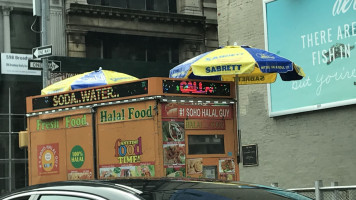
<box><xmin>265</xmin><ymin>0</ymin><xmax>356</xmax><ymax>116</ymax></box>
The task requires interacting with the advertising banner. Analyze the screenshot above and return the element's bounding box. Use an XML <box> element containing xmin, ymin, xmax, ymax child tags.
<box><xmin>264</xmin><ymin>0</ymin><xmax>356</xmax><ymax>116</ymax></box>
<box><xmin>99</xmin><ymin>162</ymin><xmax>155</xmax><ymax>178</ymax></box>
<box><xmin>37</xmin><ymin>143</ymin><xmax>60</xmax><ymax>175</ymax></box>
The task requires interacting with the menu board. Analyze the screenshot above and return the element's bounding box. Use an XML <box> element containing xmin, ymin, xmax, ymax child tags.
<box><xmin>242</xmin><ymin>144</ymin><xmax>258</xmax><ymax>166</ymax></box>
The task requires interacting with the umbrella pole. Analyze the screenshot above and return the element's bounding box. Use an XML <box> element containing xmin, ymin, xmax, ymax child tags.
<box><xmin>234</xmin><ymin>75</ymin><xmax>241</xmax><ymax>164</ymax></box>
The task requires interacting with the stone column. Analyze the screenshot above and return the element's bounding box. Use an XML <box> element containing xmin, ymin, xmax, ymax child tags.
<box><xmin>50</xmin><ymin>9</ymin><xmax>66</xmax><ymax>56</ymax></box>
<box><xmin>67</xmin><ymin>30</ymin><xmax>87</xmax><ymax>58</ymax></box>
<box><xmin>179</xmin><ymin>40</ymin><xmax>204</xmax><ymax>62</ymax></box>
<box><xmin>177</xmin><ymin>0</ymin><xmax>203</xmax><ymax>16</ymax></box>
<box><xmin>2</xmin><ymin>6</ymin><xmax>13</xmax><ymax>53</ymax></box>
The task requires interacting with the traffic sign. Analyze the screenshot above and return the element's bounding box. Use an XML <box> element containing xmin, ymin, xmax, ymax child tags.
<box><xmin>48</xmin><ymin>60</ymin><xmax>61</xmax><ymax>71</ymax></box>
<box><xmin>32</xmin><ymin>45</ymin><xmax>52</xmax><ymax>59</ymax></box>
<box><xmin>28</xmin><ymin>59</ymin><xmax>61</xmax><ymax>71</ymax></box>
<box><xmin>28</xmin><ymin>59</ymin><xmax>42</xmax><ymax>70</ymax></box>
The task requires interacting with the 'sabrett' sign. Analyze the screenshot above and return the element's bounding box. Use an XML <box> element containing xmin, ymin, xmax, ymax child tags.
<box><xmin>32</xmin><ymin>80</ymin><xmax>148</xmax><ymax>110</ymax></box>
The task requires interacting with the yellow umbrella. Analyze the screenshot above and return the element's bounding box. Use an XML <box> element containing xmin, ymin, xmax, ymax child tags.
<box><xmin>169</xmin><ymin>45</ymin><xmax>305</xmax><ymax>163</ymax></box>
<box><xmin>41</xmin><ymin>68</ymin><xmax>138</xmax><ymax>95</ymax></box>
<box><xmin>169</xmin><ymin>45</ymin><xmax>305</xmax><ymax>84</ymax></box>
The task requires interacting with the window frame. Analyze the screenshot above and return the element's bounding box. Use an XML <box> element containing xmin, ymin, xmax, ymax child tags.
<box><xmin>187</xmin><ymin>134</ymin><xmax>225</xmax><ymax>155</ymax></box>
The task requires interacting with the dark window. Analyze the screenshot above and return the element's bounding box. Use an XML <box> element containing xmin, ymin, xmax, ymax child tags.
<box><xmin>90</xmin><ymin>0</ymin><xmax>177</xmax><ymax>13</ymax></box>
<box><xmin>168</xmin><ymin>0</ymin><xmax>177</xmax><ymax>13</ymax></box>
<box><xmin>10</xmin><ymin>116</ymin><xmax>26</xmax><ymax>133</ymax></box>
<box><xmin>84</xmin><ymin>34</ymin><xmax>102</xmax><ymax>59</ymax></box>
<box><xmin>0</xmin><ymin>81</ymin><xmax>41</xmax><ymax>114</ymax></box>
<box><xmin>13</xmin><ymin>161</ymin><xmax>28</xmax><ymax>190</ymax></box>
<box><xmin>0</xmin><ymin>117</ymin><xmax>9</xmax><ymax>132</ymax></box>
<box><xmin>103</xmin><ymin>35</ymin><xmax>146</xmax><ymax>61</ymax></box>
<box><xmin>0</xmin><ymin>88</ymin><xmax>9</xmax><ymax>113</ymax></box>
<box><xmin>86</xmin><ymin>33</ymin><xmax>179</xmax><ymax>63</ymax></box>
<box><xmin>188</xmin><ymin>135</ymin><xmax>225</xmax><ymax>154</ymax></box>
<box><xmin>0</xmin><ymin>178</ymin><xmax>7</xmax><ymax>195</ymax></box>
<box><xmin>87</xmin><ymin>0</ymin><xmax>103</xmax><ymax>5</ymax></box>
<box><xmin>0</xmin><ymin>134</ymin><xmax>9</xmax><ymax>159</ymax></box>
<box><xmin>150</xmin><ymin>0</ymin><xmax>168</xmax><ymax>12</ymax></box>
<box><xmin>128</xmin><ymin>0</ymin><xmax>146</xmax><ymax>10</ymax></box>
<box><xmin>11</xmin><ymin>82</ymin><xmax>41</xmax><ymax>114</ymax></box>
<box><xmin>12</xmin><ymin>133</ymin><xmax>27</xmax><ymax>158</ymax></box>
<box><xmin>102</xmin><ymin>0</ymin><xmax>126</xmax><ymax>7</ymax></box>
<box><xmin>10</xmin><ymin>10</ymin><xmax>40</xmax><ymax>54</ymax></box>
<box><xmin>0</xmin><ymin>161</ymin><xmax>9</xmax><ymax>178</ymax></box>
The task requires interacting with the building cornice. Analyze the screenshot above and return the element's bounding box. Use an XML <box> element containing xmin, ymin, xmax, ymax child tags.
<box><xmin>66</xmin><ymin>3</ymin><xmax>206</xmax><ymax>25</ymax></box>
<box><xmin>0</xmin><ymin>0</ymin><xmax>32</xmax><ymax>10</ymax></box>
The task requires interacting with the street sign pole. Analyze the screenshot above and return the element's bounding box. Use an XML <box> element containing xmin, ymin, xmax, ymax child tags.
<box><xmin>41</xmin><ymin>0</ymin><xmax>49</xmax><ymax>88</ymax></box>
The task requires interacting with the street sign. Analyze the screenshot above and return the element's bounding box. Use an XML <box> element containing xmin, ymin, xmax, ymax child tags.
<box><xmin>32</xmin><ymin>45</ymin><xmax>52</xmax><ymax>59</ymax></box>
<box><xmin>28</xmin><ymin>59</ymin><xmax>61</xmax><ymax>71</ymax></box>
<box><xmin>28</xmin><ymin>59</ymin><xmax>42</xmax><ymax>70</ymax></box>
<box><xmin>48</xmin><ymin>72</ymin><xmax>80</xmax><ymax>85</ymax></box>
<box><xmin>48</xmin><ymin>60</ymin><xmax>61</xmax><ymax>71</ymax></box>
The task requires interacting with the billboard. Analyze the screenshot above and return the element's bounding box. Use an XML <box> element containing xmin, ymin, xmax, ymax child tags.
<box><xmin>264</xmin><ymin>0</ymin><xmax>356</xmax><ymax>116</ymax></box>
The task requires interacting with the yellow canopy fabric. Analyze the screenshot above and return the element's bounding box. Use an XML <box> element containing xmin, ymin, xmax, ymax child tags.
<box><xmin>169</xmin><ymin>45</ymin><xmax>305</xmax><ymax>85</ymax></box>
<box><xmin>41</xmin><ymin>69</ymin><xmax>138</xmax><ymax>95</ymax></box>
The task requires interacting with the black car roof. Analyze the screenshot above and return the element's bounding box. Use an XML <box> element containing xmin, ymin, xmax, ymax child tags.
<box><xmin>1</xmin><ymin>178</ymin><xmax>312</xmax><ymax>200</ymax></box>
<box><xmin>102</xmin><ymin>178</ymin><xmax>312</xmax><ymax>200</ymax></box>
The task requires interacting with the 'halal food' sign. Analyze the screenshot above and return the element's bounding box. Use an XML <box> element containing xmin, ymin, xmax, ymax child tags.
<box><xmin>100</xmin><ymin>105</ymin><xmax>153</xmax><ymax>123</ymax></box>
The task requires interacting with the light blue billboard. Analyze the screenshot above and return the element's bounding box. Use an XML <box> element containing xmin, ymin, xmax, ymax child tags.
<box><xmin>264</xmin><ymin>0</ymin><xmax>356</xmax><ymax>116</ymax></box>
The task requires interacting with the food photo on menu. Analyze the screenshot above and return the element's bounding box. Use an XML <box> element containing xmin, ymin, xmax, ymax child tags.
<box><xmin>163</xmin><ymin>144</ymin><xmax>186</xmax><ymax>165</ymax></box>
<box><xmin>162</xmin><ymin>120</ymin><xmax>185</xmax><ymax>143</ymax></box>
<box><xmin>187</xmin><ymin>158</ymin><xmax>203</xmax><ymax>174</ymax></box>
<box><xmin>219</xmin><ymin>159</ymin><xmax>235</xmax><ymax>173</ymax></box>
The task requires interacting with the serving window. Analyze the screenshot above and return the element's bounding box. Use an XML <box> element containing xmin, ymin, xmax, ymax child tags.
<box><xmin>188</xmin><ymin>135</ymin><xmax>225</xmax><ymax>155</ymax></box>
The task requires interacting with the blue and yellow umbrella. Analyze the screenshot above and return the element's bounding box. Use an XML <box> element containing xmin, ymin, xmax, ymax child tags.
<box><xmin>169</xmin><ymin>45</ymin><xmax>305</xmax><ymax>159</ymax></box>
<box><xmin>169</xmin><ymin>45</ymin><xmax>305</xmax><ymax>84</ymax></box>
<box><xmin>41</xmin><ymin>68</ymin><xmax>138</xmax><ymax>95</ymax></box>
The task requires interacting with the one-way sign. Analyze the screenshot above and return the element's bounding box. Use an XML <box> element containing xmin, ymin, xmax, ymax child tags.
<box><xmin>32</xmin><ymin>45</ymin><xmax>52</xmax><ymax>59</ymax></box>
<box><xmin>28</xmin><ymin>59</ymin><xmax>61</xmax><ymax>71</ymax></box>
<box><xmin>48</xmin><ymin>60</ymin><xmax>61</xmax><ymax>71</ymax></box>
<box><xmin>28</xmin><ymin>59</ymin><xmax>42</xmax><ymax>70</ymax></box>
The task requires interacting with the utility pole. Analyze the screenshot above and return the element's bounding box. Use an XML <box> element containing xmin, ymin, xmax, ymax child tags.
<box><xmin>41</xmin><ymin>0</ymin><xmax>49</xmax><ymax>88</ymax></box>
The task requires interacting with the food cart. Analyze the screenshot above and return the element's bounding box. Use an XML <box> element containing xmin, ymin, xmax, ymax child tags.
<box><xmin>20</xmin><ymin>77</ymin><xmax>239</xmax><ymax>185</ymax></box>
